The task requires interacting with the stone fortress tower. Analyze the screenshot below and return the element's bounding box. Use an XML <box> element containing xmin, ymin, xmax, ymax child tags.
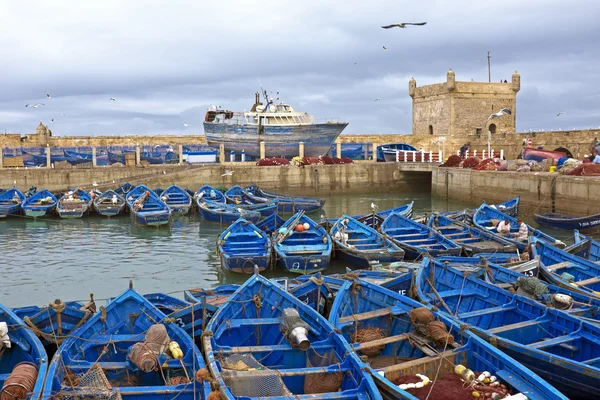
<box><xmin>409</xmin><ymin>70</ymin><xmax>520</xmax><ymax>137</ymax></box>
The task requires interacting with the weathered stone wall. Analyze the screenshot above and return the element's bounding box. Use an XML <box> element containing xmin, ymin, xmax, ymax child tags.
<box><xmin>410</xmin><ymin>70</ymin><xmax>519</xmax><ymax>137</ymax></box>
<box><xmin>0</xmin><ymin>162</ymin><xmax>432</xmax><ymax>195</ymax></box>
<box><xmin>432</xmin><ymin>167</ymin><xmax>600</xmax><ymax>215</ymax></box>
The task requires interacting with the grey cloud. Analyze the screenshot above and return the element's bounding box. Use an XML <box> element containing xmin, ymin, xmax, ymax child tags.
<box><xmin>0</xmin><ymin>0</ymin><xmax>598</xmax><ymax>136</ymax></box>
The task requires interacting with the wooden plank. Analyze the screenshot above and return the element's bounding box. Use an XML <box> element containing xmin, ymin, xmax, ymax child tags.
<box><xmin>487</xmin><ymin>319</ymin><xmax>540</xmax><ymax>334</ymax></box>
<box><xmin>380</xmin><ymin>349</ymin><xmax>457</xmax><ymax>374</ymax></box>
<box><xmin>546</xmin><ymin>261</ymin><xmax>574</xmax><ymax>272</ymax></box>
<box><xmin>574</xmin><ymin>276</ymin><xmax>600</xmax><ymax>287</ymax></box>
<box><xmin>339</xmin><ymin>307</ymin><xmax>399</xmax><ymax>324</ymax></box>
<box><xmin>355</xmin><ymin>333</ymin><xmax>410</xmax><ymax>350</ymax></box>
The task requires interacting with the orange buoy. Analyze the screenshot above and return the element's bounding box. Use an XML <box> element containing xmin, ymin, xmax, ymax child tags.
<box><xmin>295</xmin><ymin>224</ymin><xmax>305</xmax><ymax>233</ymax></box>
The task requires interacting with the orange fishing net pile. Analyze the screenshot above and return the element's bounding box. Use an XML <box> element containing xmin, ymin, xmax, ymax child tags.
<box><xmin>473</xmin><ymin>158</ymin><xmax>499</xmax><ymax>170</ymax></box>
<box><xmin>351</xmin><ymin>327</ymin><xmax>386</xmax><ymax>357</ymax></box>
<box><xmin>440</xmin><ymin>155</ymin><xmax>462</xmax><ymax>168</ymax></box>
<box><xmin>569</xmin><ymin>163</ymin><xmax>600</xmax><ymax>176</ymax></box>
<box><xmin>256</xmin><ymin>158</ymin><xmax>291</xmax><ymax>166</ymax></box>
<box><xmin>462</xmin><ymin>157</ymin><xmax>480</xmax><ymax>169</ymax></box>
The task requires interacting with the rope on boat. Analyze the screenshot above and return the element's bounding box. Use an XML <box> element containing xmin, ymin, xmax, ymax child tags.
<box><xmin>0</xmin><ymin>362</ymin><xmax>38</xmax><ymax>400</ymax></box>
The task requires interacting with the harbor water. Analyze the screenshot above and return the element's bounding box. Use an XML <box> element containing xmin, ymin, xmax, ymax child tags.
<box><xmin>0</xmin><ymin>192</ymin><xmax>582</xmax><ymax>307</ymax></box>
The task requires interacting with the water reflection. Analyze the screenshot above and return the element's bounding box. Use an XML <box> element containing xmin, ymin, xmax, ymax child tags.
<box><xmin>0</xmin><ymin>193</ymin><xmax>590</xmax><ymax>307</ymax></box>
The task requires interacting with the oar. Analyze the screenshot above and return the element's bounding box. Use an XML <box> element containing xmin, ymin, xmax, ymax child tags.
<box><xmin>275</xmin><ymin>210</ymin><xmax>305</xmax><ymax>244</ymax></box>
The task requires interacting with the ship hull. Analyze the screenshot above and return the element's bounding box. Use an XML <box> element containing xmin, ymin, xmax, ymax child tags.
<box><xmin>203</xmin><ymin>122</ymin><xmax>348</xmax><ymax>158</ymax></box>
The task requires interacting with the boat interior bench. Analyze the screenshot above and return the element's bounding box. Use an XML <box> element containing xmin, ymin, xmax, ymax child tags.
<box><xmin>459</xmin><ymin>305</ymin><xmax>515</xmax><ymax>319</ymax></box>
<box><xmin>338</xmin><ymin>307</ymin><xmax>407</xmax><ymax>326</ymax></box>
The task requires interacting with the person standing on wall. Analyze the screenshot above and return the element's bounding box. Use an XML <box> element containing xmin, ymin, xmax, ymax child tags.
<box><xmin>459</xmin><ymin>144</ymin><xmax>468</xmax><ymax>159</ymax></box>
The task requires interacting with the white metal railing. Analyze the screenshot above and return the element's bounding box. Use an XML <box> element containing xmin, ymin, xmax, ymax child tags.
<box><xmin>396</xmin><ymin>150</ymin><xmax>443</xmax><ymax>163</ymax></box>
<box><xmin>455</xmin><ymin>149</ymin><xmax>502</xmax><ymax>159</ymax></box>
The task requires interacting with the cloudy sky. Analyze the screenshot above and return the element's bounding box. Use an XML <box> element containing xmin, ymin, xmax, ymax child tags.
<box><xmin>0</xmin><ymin>0</ymin><xmax>598</xmax><ymax>136</ymax></box>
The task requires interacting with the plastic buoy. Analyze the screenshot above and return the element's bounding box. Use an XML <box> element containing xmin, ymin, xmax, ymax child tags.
<box><xmin>295</xmin><ymin>224</ymin><xmax>304</xmax><ymax>233</ymax></box>
<box><xmin>303</xmin><ymin>222</ymin><xmax>310</xmax><ymax>230</ymax></box>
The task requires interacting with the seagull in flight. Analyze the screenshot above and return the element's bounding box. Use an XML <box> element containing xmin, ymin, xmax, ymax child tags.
<box><xmin>556</xmin><ymin>112</ymin><xmax>567</xmax><ymax>117</ymax></box>
<box><xmin>222</xmin><ymin>170</ymin><xmax>234</xmax><ymax>177</ymax></box>
<box><xmin>109</xmin><ymin>97</ymin><xmax>116</xmax><ymax>101</ymax></box>
<box><xmin>374</xmin><ymin>98</ymin><xmax>382</xmax><ymax>102</ymax></box>
<box><xmin>46</xmin><ymin>94</ymin><xmax>51</xmax><ymax>99</ymax></box>
<box><xmin>182</xmin><ymin>121</ymin><xmax>189</xmax><ymax>127</ymax></box>
<box><xmin>25</xmin><ymin>103</ymin><xmax>44</xmax><ymax>108</ymax></box>
<box><xmin>382</xmin><ymin>46</ymin><xmax>388</xmax><ymax>51</ymax></box>
<box><xmin>488</xmin><ymin>108</ymin><xmax>512</xmax><ymax>120</ymax></box>
<box><xmin>381</xmin><ymin>22</ymin><xmax>427</xmax><ymax>29</ymax></box>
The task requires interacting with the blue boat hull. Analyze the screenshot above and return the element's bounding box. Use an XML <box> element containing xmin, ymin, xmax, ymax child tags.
<box><xmin>534</xmin><ymin>212</ymin><xmax>600</xmax><ymax>232</ymax></box>
<box><xmin>22</xmin><ymin>205</ymin><xmax>55</xmax><ymax>217</ymax></box>
<box><xmin>132</xmin><ymin>209</ymin><xmax>171</xmax><ymax>225</ymax></box>
<box><xmin>221</xmin><ymin>254</ymin><xmax>270</xmax><ymax>273</ymax></box>
<box><xmin>204</xmin><ymin>122</ymin><xmax>348</xmax><ymax>158</ymax></box>
<box><xmin>0</xmin><ymin>204</ymin><xmax>21</xmax><ymax>217</ymax></box>
<box><xmin>198</xmin><ymin>205</ymin><xmax>260</xmax><ymax>224</ymax></box>
<box><xmin>275</xmin><ymin>253</ymin><xmax>330</xmax><ymax>274</ymax></box>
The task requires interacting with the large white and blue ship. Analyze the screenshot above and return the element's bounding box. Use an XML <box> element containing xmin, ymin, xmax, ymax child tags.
<box><xmin>203</xmin><ymin>92</ymin><xmax>348</xmax><ymax>159</ymax></box>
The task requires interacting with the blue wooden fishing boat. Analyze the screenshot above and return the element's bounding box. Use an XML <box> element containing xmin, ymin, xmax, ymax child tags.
<box><xmin>376</xmin><ymin>143</ymin><xmax>418</xmax><ymax>162</ymax></box>
<box><xmin>154</xmin><ymin>187</ymin><xmax>164</xmax><ymax>196</ymax></box>
<box><xmin>197</xmin><ymin>199</ymin><xmax>261</xmax><ymax>224</ymax></box>
<box><xmin>56</xmin><ymin>188</ymin><xmax>92</xmax><ymax>219</ymax></box>
<box><xmin>0</xmin><ymin>187</ymin><xmax>25</xmax><ymax>217</ymax></box>
<box><xmin>217</xmin><ymin>218</ymin><xmax>272</xmax><ymax>273</ymax></box>
<box><xmin>126</xmin><ymin>184</ymin><xmax>172</xmax><ymax>226</ymax></box>
<box><xmin>437</xmin><ymin>256</ymin><xmax>600</xmax><ymax>325</ymax></box>
<box><xmin>381</xmin><ymin>212</ymin><xmax>462</xmax><ymax>260</ymax></box>
<box><xmin>41</xmin><ymin>287</ymin><xmax>212</xmax><ymax>400</ymax></box>
<box><xmin>194</xmin><ymin>185</ymin><xmax>226</xmax><ymax>203</ymax></box>
<box><xmin>107</xmin><ymin>150</ymin><xmax>126</xmax><ymax>164</ymax></box>
<box><xmin>21</xmin><ymin>189</ymin><xmax>57</xmax><ymax>217</ymax></box>
<box><xmin>532</xmin><ymin>238</ymin><xmax>600</xmax><ymax>299</ymax></box>
<box><xmin>330</xmin><ymin>215</ymin><xmax>405</xmax><ymax>268</ymax></box>
<box><xmin>326</xmin><ymin>202</ymin><xmax>414</xmax><ymax>228</ymax></box>
<box><xmin>473</xmin><ymin>203</ymin><xmax>566</xmax><ymax>250</ymax></box>
<box><xmin>566</xmin><ymin>229</ymin><xmax>600</xmax><ymax>262</ymax></box>
<box><xmin>184</xmin><ymin>284</ymin><xmax>240</xmax><ymax>308</ymax></box>
<box><xmin>493</xmin><ymin>195</ymin><xmax>520</xmax><ymax>217</ymax></box>
<box><xmin>296</xmin><ymin>268</ymin><xmax>414</xmax><ymax>297</ymax></box>
<box><xmin>93</xmin><ymin>190</ymin><xmax>126</xmax><ymax>217</ymax></box>
<box><xmin>0</xmin><ymin>303</ymin><xmax>49</xmax><ymax>400</ymax></box>
<box><xmin>224</xmin><ymin>185</ymin><xmax>277</xmax><ymax>216</ymax></box>
<box><xmin>428</xmin><ymin>213</ymin><xmax>516</xmax><ymax>255</ymax></box>
<box><xmin>283</xmin><ymin>273</ymin><xmax>332</xmax><ymax>315</ymax></box>
<box><xmin>256</xmin><ymin>213</ymin><xmax>286</xmax><ymax>234</ymax></box>
<box><xmin>12</xmin><ymin>296</ymin><xmax>95</xmax><ymax>349</ymax></box>
<box><xmin>416</xmin><ymin>256</ymin><xmax>600</xmax><ymax>399</ymax></box>
<box><xmin>273</xmin><ymin>212</ymin><xmax>332</xmax><ymax>274</ymax></box>
<box><xmin>202</xmin><ymin>271</ymin><xmax>381</xmax><ymax>399</ymax></box>
<box><xmin>534</xmin><ymin>211</ymin><xmax>600</xmax><ymax>232</ymax></box>
<box><xmin>160</xmin><ymin>185</ymin><xmax>192</xmax><ymax>215</ymax></box>
<box><xmin>329</xmin><ymin>277</ymin><xmax>567</xmax><ymax>400</ymax></box>
<box><xmin>246</xmin><ymin>185</ymin><xmax>324</xmax><ymax>213</ymax></box>
<box><xmin>115</xmin><ymin>182</ymin><xmax>134</xmax><ymax>196</ymax></box>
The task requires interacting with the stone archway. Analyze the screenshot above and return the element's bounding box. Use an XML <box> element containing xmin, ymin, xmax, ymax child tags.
<box><xmin>554</xmin><ymin>147</ymin><xmax>573</xmax><ymax>158</ymax></box>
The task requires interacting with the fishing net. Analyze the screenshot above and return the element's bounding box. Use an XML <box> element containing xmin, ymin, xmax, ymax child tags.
<box><xmin>473</xmin><ymin>158</ymin><xmax>499</xmax><ymax>171</ymax></box>
<box><xmin>516</xmin><ymin>277</ymin><xmax>548</xmax><ymax>298</ymax></box>
<box><xmin>462</xmin><ymin>157</ymin><xmax>480</xmax><ymax>169</ymax></box>
<box><xmin>409</xmin><ymin>308</ymin><xmax>454</xmax><ymax>347</ymax></box>
<box><xmin>351</xmin><ymin>327</ymin><xmax>386</xmax><ymax>357</ymax></box>
<box><xmin>219</xmin><ymin>354</ymin><xmax>292</xmax><ymax>397</ymax></box>
<box><xmin>569</xmin><ymin>163</ymin><xmax>600</xmax><ymax>176</ymax></box>
<box><xmin>304</xmin><ymin>349</ymin><xmax>342</xmax><ymax>394</ymax></box>
<box><xmin>60</xmin><ymin>364</ymin><xmax>122</xmax><ymax>400</ymax></box>
<box><xmin>440</xmin><ymin>155</ymin><xmax>461</xmax><ymax>168</ymax></box>
<box><xmin>319</xmin><ymin>155</ymin><xmax>334</xmax><ymax>165</ymax></box>
<box><xmin>256</xmin><ymin>158</ymin><xmax>291</xmax><ymax>166</ymax></box>
<box><xmin>128</xmin><ymin>324</ymin><xmax>171</xmax><ymax>372</ymax></box>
